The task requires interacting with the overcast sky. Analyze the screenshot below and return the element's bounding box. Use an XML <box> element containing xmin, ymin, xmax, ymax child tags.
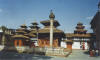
<box><xmin>0</xmin><ymin>0</ymin><xmax>99</xmax><ymax>33</ymax></box>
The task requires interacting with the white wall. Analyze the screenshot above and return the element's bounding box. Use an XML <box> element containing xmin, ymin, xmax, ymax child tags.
<box><xmin>72</xmin><ymin>42</ymin><xmax>80</xmax><ymax>49</ymax></box>
<box><xmin>60</xmin><ymin>41</ymin><xmax>89</xmax><ymax>50</ymax></box>
<box><xmin>85</xmin><ymin>42</ymin><xmax>88</xmax><ymax>49</ymax></box>
<box><xmin>61</xmin><ymin>41</ymin><xmax>66</xmax><ymax>48</ymax></box>
<box><xmin>72</xmin><ymin>42</ymin><xmax>88</xmax><ymax>50</ymax></box>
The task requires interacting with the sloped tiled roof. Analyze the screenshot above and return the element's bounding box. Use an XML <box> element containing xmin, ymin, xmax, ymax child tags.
<box><xmin>12</xmin><ymin>35</ymin><xmax>29</xmax><ymax>39</ymax></box>
<box><xmin>38</xmin><ymin>28</ymin><xmax>64</xmax><ymax>33</ymax></box>
<box><xmin>40</xmin><ymin>20</ymin><xmax>60</xmax><ymax>27</ymax></box>
<box><xmin>65</xmin><ymin>33</ymin><xmax>92</xmax><ymax>38</ymax></box>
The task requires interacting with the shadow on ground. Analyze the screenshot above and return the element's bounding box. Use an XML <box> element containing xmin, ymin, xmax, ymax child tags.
<box><xmin>0</xmin><ymin>51</ymin><xmax>53</xmax><ymax>60</ymax></box>
<box><xmin>83</xmin><ymin>51</ymin><xmax>90</xmax><ymax>55</ymax></box>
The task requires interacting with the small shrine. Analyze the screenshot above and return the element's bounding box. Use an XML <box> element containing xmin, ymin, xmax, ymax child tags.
<box><xmin>65</xmin><ymin>22</ymin><xmax>92</xmax><ymax>50</ymax></box>
<box><xmin>73</xmin><ymin>22</ymin><xmax>89</xmax><ymax>50</ymax></box>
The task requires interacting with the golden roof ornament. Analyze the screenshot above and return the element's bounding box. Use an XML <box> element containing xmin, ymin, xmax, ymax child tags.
<box><xmin>77</xmin><ymin>22</ymin><xmax>83</xmax><ymax>25</ymax></box>
<box><xmin>49</xmin><ymin>10</ymin><xmax>55</xmax><ymax>19</ymax></box>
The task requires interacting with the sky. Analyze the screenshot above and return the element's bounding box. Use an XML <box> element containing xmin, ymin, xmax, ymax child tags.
<box><xmin>0</xmin><ymin>0</ymin><xmax>99</xmax><ymax>33</ymax></box>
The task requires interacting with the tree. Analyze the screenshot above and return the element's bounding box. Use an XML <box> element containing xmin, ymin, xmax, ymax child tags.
<box><xmin>0</xmin><ymin>26</ymin><xmax>8</xmax><ymax>45</ymax></box>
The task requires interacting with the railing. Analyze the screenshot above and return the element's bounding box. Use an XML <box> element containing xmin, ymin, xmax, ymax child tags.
<box><xmin>15</xmin><ymin>47</ymin><xmax>70</xmax><ymax>56</ymax></box>
<box><xmin>0</xmin><ymin>46</ymin><xmax>70</xmax><ymax>56</ymax></box>
<box><xmin>16</xmin><ymin>46</ymin><xmax>27</xmax><ymax>53</ymax></box>
<box><xmin>15</xmin><ymin>46</ymin><xmax>45</xmax><ymax>53</ymax></box>
<box><xmin>45</xmin><ymin>47</ymin><xmax>69</xmax><ymax>56</ymax></box>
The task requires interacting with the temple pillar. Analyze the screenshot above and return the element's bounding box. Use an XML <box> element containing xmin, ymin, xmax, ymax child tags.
<box><xmin>66</xmin><ymin>42</ymin><xmax>72</xmax><ymax>50</ymax></box>
<box><xmin>65</xmin><ymin>40</ymin><xmax>73</xmax><ymax>50</ymax></box>
<box><xmin>44</xmin><ymin>40</ymin><xmax>46</xmax><ymax>47</ymax></box>
<box><xmin>19</xmin><ymin>40</ymin><xmax>22</xmax><ymax>47</ymax></box>
<box><xmin>38</xmin><ymin>39</ymin><xmax>41</xmax><ymax>47</ymax></box>
<box><xmin>82</xmin><ymin>42</ymin><xmax>85</xmax><ymax>50</ymax></box>
<box><xmin>53</xmin><ymin>39</ymin><xmax>58</xmax><ymax>47</ymax></box>
<box><xmin>14</xmin><ymin>40</ymin><xmax>18</xmax><ymax>46</ymax></box>
<box><xmin>50</xmin><ymin>19</ymin><xmax>53</xmax><ymax>47</ymax></box>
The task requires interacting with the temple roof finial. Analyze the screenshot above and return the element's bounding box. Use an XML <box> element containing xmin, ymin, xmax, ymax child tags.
<box><xmin>20</xmin><ymin>20</ymin><xmax>27</xmax><ymax>28</ymax></box>
<box><xmin>49</xmin><ymin>10</ymin><xmax>55</xmax><ymax>19</ymax></box>
<box><xmin>23</xmin><ymin>20</ymin><xmax>26</xmax><ymax>26</ymax></box>
<box><xmin>34</xmin><ymin>19</ymin><xmax>36</xmax><ymax>23</ymax></box>
<box><xmin>77</xmin><ymin>22</ymin><xmax>83</xmax><ymax>26</ymax></box>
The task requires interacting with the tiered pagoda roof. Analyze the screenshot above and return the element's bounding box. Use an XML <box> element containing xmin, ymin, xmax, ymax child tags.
<box><xmin>39</xmin><ymin>11</ymin><xmax>64</xmax><ymax>33</ymax></box>
<box><xmin>74</xmin><ymin>22</ymin><xmax>87</xmax><ymax>34</ymax></box>
<box><xmin>65</xmin><ymin>22</ymin><xmax>92</xmax><ymax>39</ymax></box>
<box><xmin>38</xmin><ymin>28</ymin><xmax>63</xmax><ymax>33</ymax></box>
<box><xmin>40</xmin><ymin>20</ymin><xmax>60</xmax><ymax>27</ymax></box>
<box><xmin>12</xmin><ymin>24</ymin><xmax>29</xmax><ymax>39</ymax></box>
<box><xmin>66</xmin><ymin>33</ymin><xmax>92</xmax><ymax>38</ymax></box>
<box><xmin>12</xmin><ymin>35</ymin><xmax>29</xmax><ymax>39</ymax></box>
<box><xmin>29</xmin><ymin>21</ymin><xmax>40</xmax><ymax>38</ymax></box>
<box><xmin>29</xmin><ymin>21</ymin><xmax>40</xmax><ymax>31</ymax></box>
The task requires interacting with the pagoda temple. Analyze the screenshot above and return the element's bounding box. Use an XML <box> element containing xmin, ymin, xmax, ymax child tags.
<box><xmin>12</xmin><ymin>24</ymin><xmax>30</xmax><ymax>47</ymax></box>
<box><xmin>65</xmin><ymin>22</ymin><xmax>92</xmax><ymax>50</ymax></box>
<box><xmin>38</xmin><ymin>11</ymin><xmax>65</xmax><ymax>47</ymax></box>
<box><xmin>73</xmin><ymin>22</ymin><xmax>88</xmax><ymax>50</ymax></box>
<box><xmin>74</xmin><ymin>22</ymin><xmax>87</xmax><ymax>34</ymax></box>
<box><xmin>29</xmin><ymin>21</ymin><xmax>40</xmax><ymax>47</ymax></box>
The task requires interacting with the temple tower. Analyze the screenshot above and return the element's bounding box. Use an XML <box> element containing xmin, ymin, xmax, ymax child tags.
<box><xmin>74</xmin><ymin>22</ymin><xmax>87</xmax><ymax>34</ymax></box>
<box><xmin>29</xmin><ymin>21</ymin><xmax>40</xmax><ymax>47</ymax></box>
<box><xmin>73</xmin><ymin>22</ymin><xmax>89</xmax><ymax>50</ymax></box>
<box><xmin>12</xmin><ymin>24</ymin><xmax>30</xmax><ymax>47</ymax></box>
<box><xmin>38</xmin><ymin>11</ymin><xmax>64</xmax><ymax>47</ymax></box>
<box><xmin>65</xmin><ymin>22</ymin><xmax>92</xmax><ymax>50</ymax></box>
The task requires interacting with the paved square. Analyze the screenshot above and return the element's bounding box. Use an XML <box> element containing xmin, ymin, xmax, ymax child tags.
<box><xmin>0</xmin><ymin>50</ymin><xmax>100</xmax><ymax>60</ymax></box>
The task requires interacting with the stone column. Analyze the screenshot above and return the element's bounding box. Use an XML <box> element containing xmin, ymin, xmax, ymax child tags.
<box><xmin>50</xmin><ymin>19</ymin><xmax>53</xmax><ymax>47</ymax></box>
